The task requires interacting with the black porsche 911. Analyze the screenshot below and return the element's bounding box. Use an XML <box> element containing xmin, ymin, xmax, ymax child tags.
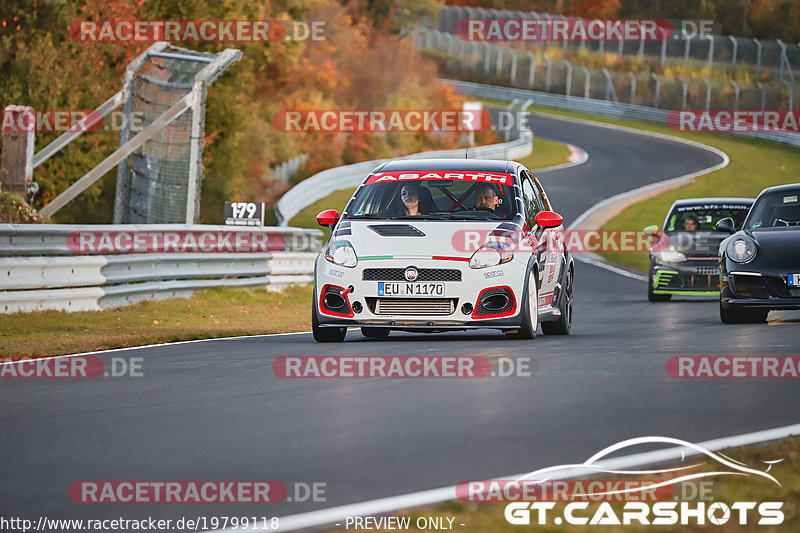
<box><xmin>717</xmin><ymin>183</ymin><xmax>800</xmax><ymax>323</ymax></box>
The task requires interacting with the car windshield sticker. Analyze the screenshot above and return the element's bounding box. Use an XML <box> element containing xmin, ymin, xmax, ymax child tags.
<box><xmin>783</xmin><ymin>195</ymin><xmax>798</xmax><ymax>203</ymax></box>
<box><xmin>365</xmin><ymin>171</ymin><xmax>513</xmax><ymax>186</ymax></box>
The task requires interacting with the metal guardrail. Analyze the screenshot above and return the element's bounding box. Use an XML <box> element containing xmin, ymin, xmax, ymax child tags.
<box><xmin>0</xmin><ymin>225</ymin><xmax>322</xmax><ymax>314</ymax></box>
<box><xmin>275</xmin><ymin>129</ymin><xmax>534</xmax><ymax>226</ymax></box>
<box><xmin>441</xmin><ymin>79</ymin><xmax>800</xmax><ymax>148</ymax></box>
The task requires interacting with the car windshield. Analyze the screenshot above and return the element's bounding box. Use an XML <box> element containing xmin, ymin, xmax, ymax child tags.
<box><xmin>345</xmin><ymin>174</ymin><xmax>517</xmax><ymax>221</ymax></box>
<box><xmin>745</xmin><ymin>189</ymin><xmax>800</xmax><ymax>229</ymax></box>
<box><xmin>665</xmin><ymin>203</ymin><xmax>751</xmax><ymax>232</ymax></box>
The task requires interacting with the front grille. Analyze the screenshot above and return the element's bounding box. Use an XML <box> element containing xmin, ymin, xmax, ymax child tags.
<box><xmin>371</xmin><ymin>298</ymin><xmax>456</xmax><ymax>316</ymax></box>
<box><xmin>694</xmin><ymin>265</ymin><xmax>719</xmax><ymax>276</ymax></box>
<box><xmin>765</xmin><ymin>276</ymin><xmax>791</xmax><ymax>298</ymax></box>
<box><xmin>362</xmin><ymin>268</ymin><xmax>461</xmax><ymax>282</ymax></box>
<box><xmin>731</xmin><ymin>274</ymin><xmax>769</xmax><ymax>299</ymax></box>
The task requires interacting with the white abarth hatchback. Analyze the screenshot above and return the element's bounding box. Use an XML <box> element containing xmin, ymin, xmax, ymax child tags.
<box><xmin>311</xmin><ymin>159</ymin><xmax>574</xmax><ymax>342</ymax></box>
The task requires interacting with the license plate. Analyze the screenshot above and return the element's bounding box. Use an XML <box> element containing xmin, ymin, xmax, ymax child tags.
<box><xmin>788</xmin><ymin>274</ymin><xmax>800</xmax><ymax>287</ymax></box>
<box><xmin>378</xmin><ymin>282</ymin><xmax>445</xmax><ymax>297</ymax></box>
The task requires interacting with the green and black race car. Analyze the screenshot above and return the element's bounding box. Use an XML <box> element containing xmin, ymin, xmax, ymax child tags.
<box><xmin>645</xmin><ymin>198</ymin><xmax>754</xmax><ymax>302</ymax></box>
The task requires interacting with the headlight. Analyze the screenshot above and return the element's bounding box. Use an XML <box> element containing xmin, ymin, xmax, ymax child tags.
<box><xmin>726</xmin><ymin>236</ymin><xmax>757</xmax><ymax>263</ymax></box>
<box><xmin>469</xmin><ymin>242</ymin><xmax>513</xmax><ymax>269</ymax></box>
<box><xmin>325</xmin><ymin>240</ymin><xmax>357</xmax><ymax>268</ymax></box>
<box><xmin>658</xmin><ymin>250</ymin><xmax>687</xmax><ymax>263</ymax></box>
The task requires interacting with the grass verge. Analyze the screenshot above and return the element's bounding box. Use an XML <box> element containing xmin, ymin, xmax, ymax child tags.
<box><xmin>0</xmin><ymin>285</ymin><xmax>312</xmax><ymax>359</ymax></box>
<box><xmin>332</xmin><ymin>435</ymin><xmax>799</xmax><ymax>532</ymax></box>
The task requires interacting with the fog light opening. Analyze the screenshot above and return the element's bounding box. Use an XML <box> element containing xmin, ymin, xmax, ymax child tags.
<box><xmin>482</xmin><ymin>294</ymin><xmax>509</xmax><ymax>311</ymax></box>
<box><xmin>461</xmin><ymin>303</ymin><xmax>473</xmax><ymax>315</ymax></box>
<box><xmin>352</xmin><ymin>301</ymin><xmax>363</xmax><ymax>314</ymax></box>
<box><xmin>324</xmin><ymin>293</ymin><xmax>346</xmax><ymax>310</ymax></box>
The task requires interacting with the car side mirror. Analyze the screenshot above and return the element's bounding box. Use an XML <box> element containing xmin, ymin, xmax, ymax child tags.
<box><xmin>316</xmin><ymin>209</ymin><xmax>340</xmax><ymax>229</ymax></box>
<box><xmin>715</xmin><ymin>217</ymin><xmax>735</xmax><ymax>234</ymax></box>
<box><xmin>535</xmin><ymin>211</ymin><xmax>564</xmax><ymax>228</ymax></box>
<box><xmin>643</xmin><ymin>224</ymin><xmax>659</xmax><ymax>237</ymax></box>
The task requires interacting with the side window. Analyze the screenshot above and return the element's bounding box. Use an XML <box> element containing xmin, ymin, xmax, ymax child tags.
<box><xmin>531</xmin><ymin>174</ymin><xmax>551</xmax><ymax>211</ymax></box>
<box><xmin>521</xmin><ymin>178</ymin><xmax>538</xmax><ymax>228</ymax></box>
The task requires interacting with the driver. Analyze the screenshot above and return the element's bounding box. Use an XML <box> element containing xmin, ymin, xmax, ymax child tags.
<box><xmin>682</xmin><ymin>214</ymin><xmax>699</xmax><ymax>231</ymax></box>
<box><xmin>474</xmin><ymin>183</ymin><xmax>499</xmax><ymax>211</ymax></box>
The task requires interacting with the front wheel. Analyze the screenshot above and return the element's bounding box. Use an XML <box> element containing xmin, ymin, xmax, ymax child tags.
<box><xmin>542</xmin><ymin>266</ymin><xmax>572</xmax><ymax>335</ymax></box>
<box><xmin>719</xmin><ymin>297</ymin><xmax>768</xmax><ymax>324</ymax></box>
<box><xmin>513</xmin><ymin>268</ymin><xmax>538</xmax><ymax>339</ymax></box>
<box><xmin>312</xmin><ymin>295</ymin><xmax>347</xmax><ymax>342</ymax></box>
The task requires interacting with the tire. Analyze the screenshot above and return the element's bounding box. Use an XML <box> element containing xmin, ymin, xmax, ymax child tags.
<box><xmin>312</xmin><ymin>293</ymin><xmax>347</xmax><ymax>342</ymax></box>
<box><xmin>512</xmin><ymin>268</ymin><xmax>538</xmax><ymax>339</ymax></box>
<box><xmin>648</xmin><ymin>266</ymin><xmax>671</xmax><ymax>302</ymax></box>
<box><xmin>542</xmin><ymin>266</ymin><xmax>573</xmax><ymax>335</ymax></box>
<box><xmin>719</xmin><ymin>297</ymin><xmax>768</xmax><ymax>324</ymax></box>
<box><xmin>361</xmin><ymin>327</ymin><xmax>390</xmax><ymax>338</ymax></box>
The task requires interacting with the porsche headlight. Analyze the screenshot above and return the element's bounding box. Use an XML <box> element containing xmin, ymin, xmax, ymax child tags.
<box><xmin>469</xmin><ymin>242</ymin><xmax>514</xmax><ymax>269</ymax></box>
<box><xmin>726</xmin><ymin>236</ymin><xmax>757</xmax><ymax>263</ymax></box>
<box><xmin>325</xmin><ymin>240</ymin><xmax>357</xmax><ymax>268</ymax></box>
<box><xmin>657</xmin><ymin>250</ymin><xmax>687</xmax><ymax>263</ymax></box>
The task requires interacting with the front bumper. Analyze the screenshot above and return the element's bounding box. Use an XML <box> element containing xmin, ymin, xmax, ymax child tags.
<box><xmin>721</xmin><ymin>270</ymin><xmax>800</xmax><ymax>310</ymax></box>
<box><xmin>315</xmin><ymin>256</ymin><xmax>533</xmax><ymax>329</ymax></box>
<box><xmin>650</xmin><ymin>258</ymin><xmax>720</xmax><ymax>295</ymax></box>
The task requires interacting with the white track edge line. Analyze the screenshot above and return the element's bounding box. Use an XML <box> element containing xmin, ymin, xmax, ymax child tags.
<box><xmin>221</xmin><ymin>422</ymin><xmax>800</xmax><ymax>532</ymax></box>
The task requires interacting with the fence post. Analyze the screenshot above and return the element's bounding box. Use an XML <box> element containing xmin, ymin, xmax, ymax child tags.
<box><xmin>728</xmin><ymin>36</ymin><xmax>738</xmax><ymax>67</ymax></box>
<box><xmin>628</xmin><ymin>72</ymin><xmax>637</xmax><ymax>104</ymax></box>
<box><xmin>730</xmin><ymin>80</ymin><xmax>740</xmax><ymax>110</ymax></box>
<box><xmin>527</xmin><ymin>52</ymin><xmax>536</xmax><ymax>88</ymax></box>
<box><xmin>579</xmin><ymin>66</ymin><xmax>590</xmax><ymax>98</ymax></box>
<box><xmin>545</xmin><ymin>56</ymin><xmax>553</xmax><ymax>92</ymax></box>
<box><xmin>777</xmin><ymin>40</ymin><xmax>786</xmax><ymax>81</ymax></box>
<box><xmin>495</xmin><ymin>46</ymin><xmax>504</xmax><ymax>78</ymax></box>
<box><xmin>510</xmin><ymin>50</ymin><xmax>518</xmax><ymax>85</ymax></box>
<box><xmin>680</xmin><ymin>76</ymin><xmax>688</xmax><ymax>109</ymax></box>
<box><xmin>684</xmin><ymin>33</ymin><xmax>691</xmax><ymax>63</ymax></box>
<box><xmin>0</xmin><ymin>106</ymin><xmax>35</xmax><ymax>197</ymax></box>
<box><xmin>707</xmin><ymin>35</ymin><xmax>714</xmax><ymax>66</ymax></box>
<box><xmin>651</xmin><ymin>73</ymin><xmax>661</xmax><ymax>108</ymax></box>
<box><xmin>565</xmin><ymin>60</ymin><xmax>573</xmax><ymax>97</ymax></box>
<box><xmin>757</xmin><ymin>82</ymin><xmax>766</xmax><ymax>111</ymax></box>
<box><xmin>483</xmin><ymin>43</ymin><xmax>491</xmax><ymax>75</ymax></box>
<box><xmin>660</xmin><ymin>28</ymin><xmax>668</xmax><ymax>66</ymax></box>
<box><xmin>782</xmin><ymin>79</ymin><xmax>794</xmax><ymax>111</ymax></box>
<box><xmin>703</xmin><ymin>78</ymin><xmax>712</xmax><ymax>111</ymax></box>
<box><xmin>754</xmin><ymin>38</ymin><xmax>762</xmax><ymax>76</ymax></box>
<box><xmin>471</xmin><ymin>42</ymin><xmax>479</xmax><ymax>71</ymax></box>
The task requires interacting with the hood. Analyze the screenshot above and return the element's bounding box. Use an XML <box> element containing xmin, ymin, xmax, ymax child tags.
<box><xmin>336</xmin><ymin>220</ymin><xmax>509</xmax><ymax>259</ymax></box>
<box><xmin>748</xmin><ymin>228</ymin><xmax>800</xmax><ymax>262</ymax></box>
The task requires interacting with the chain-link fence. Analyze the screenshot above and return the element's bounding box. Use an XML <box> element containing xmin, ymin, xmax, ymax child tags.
<box><xmin>114</xmin><ymin>45</ymin><xmax>240</xmax><ymax>224</ymax></box>
<box><xmin>437</xmin><ymin>5</ymin><xmax>800</xmax><ymax>80</ymax></box>
<box><xmin>419</xmin><ymin>29</ymin><xmax>799</xmax><ymax>112</ymax></box>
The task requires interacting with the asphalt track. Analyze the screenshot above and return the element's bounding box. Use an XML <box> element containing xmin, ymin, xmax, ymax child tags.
<box><xmin>2</xmin><ymin>114</ymin><xmax>798</xmax><ymax>525</ymax></box>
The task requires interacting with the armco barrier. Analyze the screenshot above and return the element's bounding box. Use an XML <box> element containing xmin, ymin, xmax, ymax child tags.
<box><xmin>0</xmin><ymin>225</ymin><xmax>322</xmax><ymax>314</ymax></box>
